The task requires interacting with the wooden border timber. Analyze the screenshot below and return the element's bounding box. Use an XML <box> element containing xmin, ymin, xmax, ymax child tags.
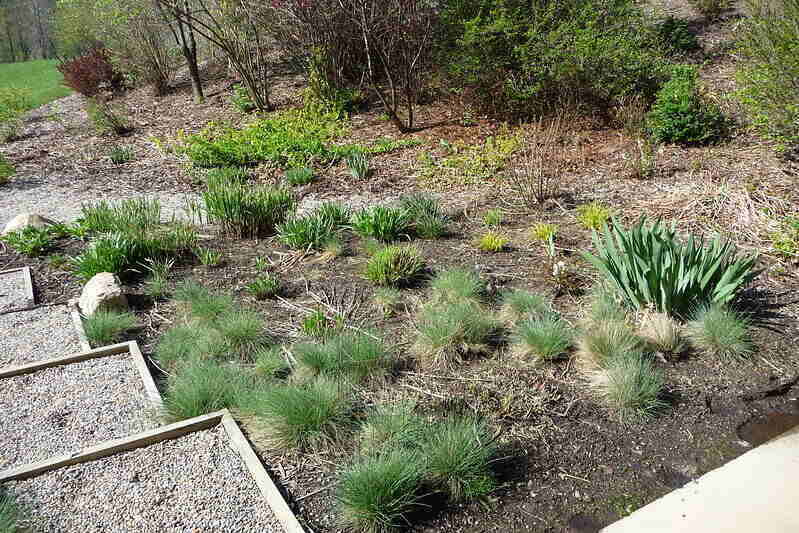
<box><xmin>0</xmin><ymin>410</ymin><xmax>307</xmax><ymax>533</ymax></box>
<box><xmin>67</xmin><ymin>298</ymin><xmax>91</xmax><ymax>352</ymax></box>
<box><xmin>0</xmin><ymin>341</ymin><xmax>163</xmax><ymax>411</ymax></box>
<box><xmin>0</xmin><ymin>266</ymin><xmax>35</xmax><ymax>309</ymax></box>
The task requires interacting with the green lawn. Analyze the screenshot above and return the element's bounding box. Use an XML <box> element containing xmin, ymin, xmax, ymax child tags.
<box><xmin>0</xmin><ymin>59</ymin><xmax>71</xmax><ymax>109</ymax></box>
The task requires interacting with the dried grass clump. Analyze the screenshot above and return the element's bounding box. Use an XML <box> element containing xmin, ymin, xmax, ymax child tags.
<box><xmin>575</xmin><ymin>320</ymin><xmax>642</xmax><ymax>371</ymax></box>
<box><xmin>638</xmin><ymin>311</ymin><xmax>685</xmax><ymax>355</ymax></box>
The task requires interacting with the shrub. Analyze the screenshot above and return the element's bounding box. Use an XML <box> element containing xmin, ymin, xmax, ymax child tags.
<box><xmin>249</xmin><ymin>378</ymin><xmax>350</xmax><ymax>450</ymax></box>
<box><xmin>203</xmin><ymin>180</ymin><xmax>295</xmax><ymax>238</ymax></box>
<box><xmin>686</xmin><ymin>305</ymin><xmax>753</xmax><ymax>360</ymax></box>
<box><xmin>592</xmin><ymin>351</ymin><xmax>666</xmax><ymax>420</ymax></box>
<box><xmin>109</xmin><ymin>146</ymin><xmax>134</xmax><ymax>164</ymax></box>
<box><xmin>246</xmin><ymin>275</ymin><xmax>281</xmax><ymax>300</ymax></box>
<box><xmin>352</xmin><ymin>206</ymin><xmax>411</xmax><ymax>242</ymax></box>
<box><xmin>646</xmin><ymin>66</ymin><xmax>726</xmax><ymax>145</ymax></box>
<box><xmin>440</xmin><ymin>0</ymin><xmax>667</xmax><ymax>118</ymax></box>
<box><xmin>162</xmin><ymin>360</ymin><xmax>252</xmax><ymax>422</ymax></box>
<box><xmin>576</xmin><ymin>202</ymin><xmax>612</xmax><ymax>230</ymax></box>
<box><xmin>285</xmin><ymin>167</ymin><xmax>315</xmax><ymax>186</ymax></box>
<box><xmin>364</xmin><ymin>245</ymin><xmax>425</xmax><ymax>287</ymax></box>
<box><xmin>338</xmin><ymin>448</ymin><xmax>426</xmax><ymax>533</ymax></box>
<box><xmin>293</xmin><ymin>331</ymin><xmax>392</xmax><ymax>382</ymax></box>
<box><xmin>500</xmin><ymin>290</ymin><xmax>552</xmax><ymax>323</ymax></box>
<box><xmin>582</xmin><ymin>217</ymin><xmax>759</xmax><ymax>317</ymax></box>
<box><xmin>57</xmin><ymin>47</ymin><xmax>123</xmax><ymax>97</ymax></box>
<box><xmin>736</xmin><ymin>0</ymin><xmax>799</xmax><ymax>149</ymax></box>
<box><xmin>576</xmin><ymin>321</ymin><xmax>642</xmax><ymax>371</ymax></box>
<box><xmin>511</xmin><ymin>316</ymin><xmax>573</xmax><ymax>362</ymax></box>
<box><xmin>423</xmin><ymin>417</ymin><xmax>497</xmax><ymax>502</ymax></box>
<box><xmin>652</xmin><ymin>16</ymin><xmax>700</xmax><ymax>56</ymax></box>
<box><xmin>413</xmin><ymin>300</ymin><xmax>497</xmax><ymax>367</ymax></box>
<box><xmin>1</xmin><ymin>227</ymin><xmax>54</xmax><ymax>256</ymax></box>
<box><xmin>429</xmin><ymin>269</ymin><xmax>485</xmax><ymax>304</ymax></box>
<box><xmin>0</xmin><ymin>487</ymin><xmax>22</xmax><ymax>532</ymax></box>
<box><xmin>86</xmin><ymin>98</ymin><xmax>133</xmax><ymax>135</ymax></box>
<box><xmin>475</xmin><ymin>231</ymin><xmax>509</xmax><ymax>252</ymax></box>
<box><xmin>399</xmin><ymin>193</ymin><xmax>448</xmax><ymax>239</ymax></box>
<box><xmin>83</xmin><ymin>310</ymin><xmax>136</xmax><ymax>346</ymax></box>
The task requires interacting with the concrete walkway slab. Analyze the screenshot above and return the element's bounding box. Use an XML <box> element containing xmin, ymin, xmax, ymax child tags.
<box><xmin>602</xmin><ymin>426</ymin><xmax>799</xmax><ymax>533</ymax></box>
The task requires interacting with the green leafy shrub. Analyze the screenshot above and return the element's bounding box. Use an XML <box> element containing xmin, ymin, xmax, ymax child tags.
<box><xmin>338</xmin><ymin>448</ymin><xmax>426</xmax><ymax>533</ymax></box>
<box><xmin>593</xmin><ymin>351</ymin><xmax>666</xmax><ymax>420</ymax></box>
<box><xmin>83</xmin><ymin>310</ymin><xmax>136</xmax><ymax>346</ymax></box>
<box><xmin>576</xmin><ymin>202</ymin><xmax>612</xmax><ymax>230</ymax></box>
<box><xmin>285</xmin><ymin>166</ymin><xmax>315</xmax><ymax>186</ymax></box>
<box><xmin>646</xmin><ymin>66</ymin><xmax>726</xmax><ymax>145</ymax></box>
<box><xmin>511</xmin><ymin>315</ymin><xmax>573</xmax><ymax>362</ymax></box>
<box><xmin>736</xmin><ymin>0</ymin><xmax>799</xmax><ymax>149</ymax></box>
<box><xmin>364</xmin><ymin>245</ymin><xmax>425</xmax><ymax>287</ymax></box>
<box><xmin>109</xmin><ymin>146</ymin><xmax>134</xmax><ymax>164</ymax></box>
<box><xmin>203</xmin><ymin>180</ymin><xmax>295</xmax><ymax>238</ymax></box>
<box><xmin>583</xmin><ymin>217</ymin><xmax>758</xmax><ymax>317</ymax></box>
<box><xmin>423</xmin><ymin>417</ymin><xmax>497</xmax><ymax>502</ymax></box>
<box><xmin>440</xmin><ymin>0</ymin><xmax>667</xmax><ymax>118</ymax></box>
<box><xmin>1</xmin><ymin>227</ymin><xmax>54</xmax><ymax>256</ymax></box>
<box><xmin>293</xmin><ymin>331</ymin><xmax>392</xmax><ymax>382</ymax></box>
<box><xmin>246</xmin><ymin>275</ymin><xmax>281</xmax><ymax>299</ymax></box>
<box><xmin>249</xmin><ymin>378</ymin><xmax>350</xmax><ymax>450</ymax></box>
<box><xmin>686</xmin><ymin>304</ymin><xmax>753</xmax><ymax>360</ymax></box>
<box><xmin>352</xmin><ymin>206</ymin><xmax>411</xmax><ymax>242</ymax></box>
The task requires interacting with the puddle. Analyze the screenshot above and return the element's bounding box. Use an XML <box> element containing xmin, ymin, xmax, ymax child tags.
<box><xmin>737</xmin><ymin>411</ymin><xmax>799</xmax><ymax>447</ymax></box>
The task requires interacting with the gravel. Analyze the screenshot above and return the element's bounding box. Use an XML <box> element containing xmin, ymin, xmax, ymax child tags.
<box><xmin>0</xmin><ymin>305</ymin><xmax>82</xmax><ymax>367</ymax></box>
<box><xmin>0</xmin><ymin>269</ymin><xmax>30</xmax><ymax>312</ymax></box>
<box><xmin>8</xmin><ymin>425</ymin><xmax>284</xmax><ymax>532</ymax></box>
<box><xmin>0</xmin><ymin>353</ymin><xmax>156</xmax><ymax>472</ymax></box>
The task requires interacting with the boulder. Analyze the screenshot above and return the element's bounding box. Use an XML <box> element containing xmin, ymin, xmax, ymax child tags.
<box><xmin>79</xmin><ymin>272</ymin><xmax>128</xmax><ymax>316</ymax></box>
<box><xmin>2</xmin><ymin>213</ymin><xmax>57</xmax><ymax>236</ymax></box>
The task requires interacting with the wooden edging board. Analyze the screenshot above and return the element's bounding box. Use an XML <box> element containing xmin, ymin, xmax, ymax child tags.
<box><xmin>0</xmin><ymin>409</ymin><xmax>306</xmax><ymax>533</ymax></box>
<box><xmin>0</xmin><ymin>341</ymin><xmax>162</xmax><ymax>409</ymax></box>
<box><xmin>0</xmin><ymin>266</ymin><xmax>35</xmax><ymax>309</ymax></box>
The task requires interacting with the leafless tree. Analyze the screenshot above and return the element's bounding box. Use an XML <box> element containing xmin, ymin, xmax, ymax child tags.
<box><xmin>154</xmin><ymin>0</ymin><xmax>204</xmax><ymax>103</ymax></box>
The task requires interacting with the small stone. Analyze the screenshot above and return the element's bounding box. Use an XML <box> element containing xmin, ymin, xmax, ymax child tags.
<box><xmin>2</xmin><ymin>213</ymin><xmax>56</xmax><ymax>236</ymax></box>
<box><xmin>79</xmin><ymin>273</ymin><xmax>128</xmax><ymax>316</ymax></box>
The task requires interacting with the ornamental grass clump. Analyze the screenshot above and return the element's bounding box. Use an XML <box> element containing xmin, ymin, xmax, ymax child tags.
<box><xmin>203</xmin><ymin>180</ymin><xmax>295</xmax><ymax>238</ymax></box>
<box><xmin>399</xmin><ymin>192</ymin><xmax>448</xmax><ymax>239</ymax></box>
<box><xmin>249</xmin><ymin>377</ymin><xmax>350</xmax><ymax>450</ymax></box>
<box><xmin>173</xmin><ymin>280</ymin><xmax>234</xmax><ymax>323</ymax></box>
<box><xmin>423</xmin><ymin>417</ymin><xmax>497</xmax><ymax>502</ymax></box>
<box><xmin>685</xmin><ymin>304</ymin><xmax>753</xmax><ymax>360</ymax></box>
<box><xmin>351</xmin><ymin>206</ymin><xmax>411</xmax><ymax>242</ymax></box>
<box><xmin>338</xmin><ymin>448</ymin><xmax>426</xmax><ymax>533</ymax></box>
<box><xmin>364</xmin><ymin>245</ymin><xmax>424</xmax><ymax>287</ymax></box>
<box><xmin>413</xmin><ymin>300</ymin><xmax>497</xmax><ymax>367</ymax></box>
<box><xmin>511</xmin><ymin>315</ymin><xmax>573</xmax><ymax>362</ymax></box>
<box><xmin>429</xmin><ymin>268</ymin><xmax>485</xmax><ymax>304</ymax></box>
<box><xmin>162</xmin><ymin>360</ymin><xmax>253</xmax><ymax>423</ymax></box>
<box><xmin>592</xmin><ymin>351</ymin><xmax>666</xmax><ymax>421</ymax></box>
<box><xmin>278</xmin><ymin>202</ymin><xmax>350</xmax><ymax>250</ymax></box>
<box><xmin>293</xmin><ymin>331</ymin><xmax>392</xmax><ymax>383</ymax></box>
<box><xmin>500</xmin><ymin>289</ymin><xmax>552</xmax><ymax>323</ymax></box>
<box><xmin>0</xmin><ymin>487</ymin><xmax>22</xmax><ymax>532</ymax></box>
<box><xmin>582</xmin><ymin>217</ymin><xmax>758</xmax><ymax>318</ymax></box>
<box><xmin>576</xmin><ymin>320</ymin><xmax>642</xmax><ymax>371</ymax></box>
<box><xmin>83</xmin><ymin>310</ymin><xmax>136</xmax><ymax>346</ymax></box>
<box><xmin>359</xmin><ymin>403</ymin><xmax>428</xmax><ymax>454</ymax></box>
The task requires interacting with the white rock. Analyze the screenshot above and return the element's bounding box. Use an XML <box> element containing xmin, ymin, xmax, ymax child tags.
<box><xmin>79</xmin><ymin>273</ymin><xmax>128</xmax><ymax>316</ymax></box>
<box><xmin>2</xmin><ymin>213</ymin><xmax>56</xmax><ymax>235</ymax></box>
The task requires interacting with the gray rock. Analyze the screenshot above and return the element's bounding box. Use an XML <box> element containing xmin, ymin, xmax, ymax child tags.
<box><xmin>79</xmin><ymin>272</ymin><xmax>128</xmax><ymax>316</ymax></box>
<box><xmin>2</xmin><ymin>213</ymin><xmax>56</xmax><ymax>235</ymax></box>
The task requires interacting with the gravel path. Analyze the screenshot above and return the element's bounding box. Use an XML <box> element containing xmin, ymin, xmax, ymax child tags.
<box><xmin>0</xmin><ymin>269</ymin><xmax>30</xmax><ymax>312</ymax></box>
<box><xmin>0</xmin><ymin>353</ymin><xmax>156</xmax><ymax>471</ymax></box>
<box><xmin>8</xmin><ymin>425</ymin><xmax>283</xmax><ymax>532</ymax></box>
<box><xmin>0</xmin><ymin>305</ymin><xmax>82</xmax><ymax>367</ymax></box>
